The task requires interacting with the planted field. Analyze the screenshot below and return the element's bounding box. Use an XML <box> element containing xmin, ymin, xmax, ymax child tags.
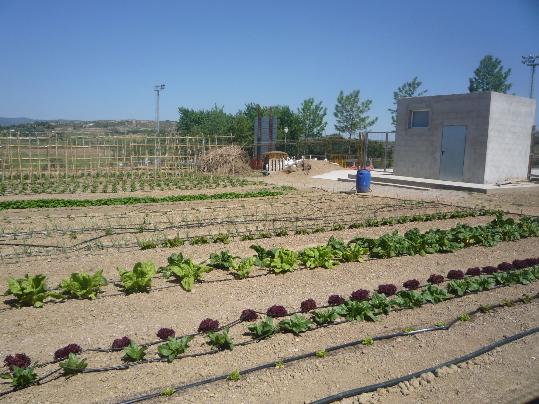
<box><xmin>0</xmin><ymin>172</ymin><xmax>259</xmax><ymax>196</ymax></box>
<box><xmin>1</xmin><ymin>181</ymin><xmax>538</xmax><ymax>403</ymax></box>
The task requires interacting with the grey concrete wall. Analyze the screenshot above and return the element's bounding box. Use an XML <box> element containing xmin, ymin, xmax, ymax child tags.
<box><xmin>394</xmin><ymin>92</ymin><xmax>491</xmax><ymax>182</ymax></box>
<box><xmin>483</xmin><ymin>93</ymin><xmax>536</xmax><ymax>184</ymax></box>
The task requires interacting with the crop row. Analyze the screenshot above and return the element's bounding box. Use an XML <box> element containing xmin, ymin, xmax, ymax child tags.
<box><xmin>0</xmin><ymin>188</ymin><xmax>286</xmax><ymax>211</ymax></box>
<box><xmin>0</xmin><ymin>172</ymin><xmax>260</xmax><ymax>195</ymax></box>
<box><xmin>137</xmin><ymin>208</ymin><xmax>500</xmax><ymax>250</ymax></box>
<box><xmin>4</xmin><ymin>215</ymin><xmax>539</xmax><ymax>308</ymax></box>
<box><xmin>2</xmin><ymin>260</ymin><xmax>538</xmax><ymax>393</ymax></box>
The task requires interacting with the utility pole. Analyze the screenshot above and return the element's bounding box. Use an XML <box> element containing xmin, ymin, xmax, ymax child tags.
<box><xmin>154</xmin><ymin>84</ymin><xmax>165</xmax><ymax>133</ymax></box>
<box><xmin>522</xmin><ymin>55</ymin><xmax>539</xmax><ymax>98</ymax></box>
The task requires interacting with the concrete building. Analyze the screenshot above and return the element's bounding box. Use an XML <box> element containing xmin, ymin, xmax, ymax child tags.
<box><xmin>394</xmin><ymin>92</ymin><xmax>536</xmax><ymax>184</ymax></box>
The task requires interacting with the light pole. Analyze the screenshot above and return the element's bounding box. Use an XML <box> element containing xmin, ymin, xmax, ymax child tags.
<box><xmin>284</xmin><ymin>126</ymin><xmax>288</xmax><ymax>153</ymax></box>
<box><xmin>154</xmin><ymin>84</ymin><xmax>165</xmax><ymax>133</ymax></box>
<box><xmin>522</xmin><ymin>55</ymin><xmax>539</xmax><ymax>99</ymax></box>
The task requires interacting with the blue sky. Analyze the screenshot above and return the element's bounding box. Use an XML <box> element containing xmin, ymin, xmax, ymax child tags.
<box><xmin>1</xmin><ymin>0</ymin><xmax>538</xmax><ymax>132</ymax></box>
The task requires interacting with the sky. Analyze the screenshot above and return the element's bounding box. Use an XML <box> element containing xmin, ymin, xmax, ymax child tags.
<box><xmin>0</xmin><ymin>0</ymin><xmax>538</xmax><ymax>132</ymax></box>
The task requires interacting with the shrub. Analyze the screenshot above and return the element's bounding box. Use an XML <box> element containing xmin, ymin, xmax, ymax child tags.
<box><xmin>427</xmin><ymin>274</ymin><xmax>444</xmax><ymax>284</ymax></box>
<box><xmin>4</xmin><ymin>353</ymin><xmax>31</xmax><ymax>371</ymax></box>
<box><xmin>447</xmin><ymin>270</ymin><xmax>465</xmax><ymax>280</ymax></box>
<box><xmin>266</xmin><ymin>305</ymin><xmax>288</xmax><ymax>317</ymax></box>
<box><xmin>198</xmin><ymin>318</ymin><xmax>220</xmax><ymax>333</ymax></box>
<box><xmin>328</xmin><ymin>294</ymin><xmax>345</xmax><ymax>306</ymax></box>
<box><xmin>54</xmin><ymin>344</ymin><xmax>82</xmax><ymax>361</ymax></box>
<box><xmin>111</xmin><ymin>336</ymin><xmax>131</xmax><ymax>349</ymax></box>
<box><xmin>300</xmin><ymin>299</ymin><xmax>317</xmax><ymax>313</ymax></box>
<box><xmin>240</xmin><ymin>309</ymin><xmax>258</xmax><ymax>322</ymax></box>
<box><xmin>157</xmin><ymin>328</ymin><xmax>175</xmax><ymax>340</ymax></box>
<box><xmin>377</xmin><ymin>284</ymin><xmax>397</xmax><ymax>296</ymax></box>
<box><xmin>350</xmin><ymin>289</ymin><xmax>370</xmax><ymax>301</ymax></box>
<box><xmin>403</xmin><ymin>279</ymin><xmax>420</xmax><ymax>290</ymax></box>
<box><xmin>465</xmin><ymin>267</ymin><xmax>481</xmax><ymax>276</ymax></box>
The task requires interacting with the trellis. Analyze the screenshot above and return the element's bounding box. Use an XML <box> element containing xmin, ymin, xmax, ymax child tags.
<box><xmin>0</xmin><ymin>132</ymin><xmax>234</xmax><ymax>180</ymax></box>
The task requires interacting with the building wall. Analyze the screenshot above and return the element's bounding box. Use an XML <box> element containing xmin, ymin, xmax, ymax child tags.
<box><xmin>394</xmin><ymin>92</ymin><xmax>491</xmax><ymax>182</ymax></box>
<box><xmin>483</xmin><ymin>93</ymin><xmax>536</xmax><ymax>184</ymax></box>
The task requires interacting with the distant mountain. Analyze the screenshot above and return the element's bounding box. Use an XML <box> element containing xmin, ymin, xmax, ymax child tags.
<box><xmin>0</xmin><ymin>117</ymin><xmax>35</xmax><ymax>126</ymax></box>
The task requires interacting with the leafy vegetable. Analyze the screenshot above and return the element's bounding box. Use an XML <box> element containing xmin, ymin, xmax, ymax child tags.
<box><xmin>157</xmin><ymin>328</ymin><xmax>176</xmax><ymax>340</ymax></box>
<box><xmin>157</xmin><ymin>336</ymin><xmax>192</xmax><ymax>362</ymax></box>
<box><xmin>239</xmin><ymin>309</ymin><xmax>258</xmax><ymax>322</ymax></box>
<box><xmin>0</xmin><ymin>366</ymin><xmax>37</xmax><ymax>389</ymax></box>
<box><xmin>122</xmin><ymin>342</ymin><xmax>146</xmax><ymax>362</ymax></box>
<box><xmin>300</xmin><ymin>298</ymin><xmax>317</xmax><ymax>312</ymax></box>
<box><xmin>230</xmin><ymin>257</ymin><xmax>255</xmax><ymax>279</ymax></box>
<box><xmin>162</xmin><ymin>258</ymin><xmax>209</xmax><ymax>292</ymax></box>
<box><xmin>198</xmin><ymin>318</ymin><xmax>220</xmax><ymax>333</ymax></box>
<box><xmin>311</xmin><ymin>308</ymin><xmax>339</xmax><ymax>326</ymax></box>
<box><xmin>118</xmin><ymin>261</ymin><xmax>156</xmax><ymax>293</ymax></box>
<box><xmin>227</xmin><ymin>370</ymin><xmax>241</xmax><ymax>381</ymax></box>
<box><xmin>59</xmin><ymin>353</ymin><xmax>87</xmax><ymax>375</ymax></box>
<box><xmin>207</xmin><ymin>328</ymin><xmax>234</xmax><ymax>350</ymax></box>
<box><xmin>3</xmin><ymin>354</ymin><xmax>31</xmax><ymax>371</ymax></box>
<box><xmin>4</xmin><ymin>274</ymin><xmax>59</xmax><ymax>308</ymax></box>
<box><xmin>266</xmin><ymin>305</ymin><xmax>288</xmax><ymax>317</ymax></box>
<box><xmin>300</xmin><ymin>246</ymin><xmax>337</xmax><ymax>269</ymax></box>
<box><xmin>209</xmin><ymin>251</ymin><xmax>237</xmax><ymax>270</ymax></box>
<box><xmin>278</xmin><ymin>314</ymin><xmax>312</xmax><ymax>335</ymax></box>
<box><xmin>247</xmin><ymin>317</ymin><xmax>277</xmax><ymax>339</ymax></box>
<box><xmin>111</xmin><ymin>336</ymin><xmax>131</xmax><ymax>349</ymax></box>
<box><xmin>54</xmin><ymin>344</ymin><xmax>82</xmax><ymax>361</ymax></box>
<box><xmin>338</xmin><ymin>301</ymin><xmax>377</xmax><ymax>321</ymax></box>
<box><xmin>59</xmin><ymin>270</ymin><xmax>107</xmax><ymax>300</ymax></box>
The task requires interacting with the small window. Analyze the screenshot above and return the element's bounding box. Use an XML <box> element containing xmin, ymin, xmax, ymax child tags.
<box><xmin>410</xmin><ymin>110</ymin><xmax>429</xmax><ymax>128</ymax></box>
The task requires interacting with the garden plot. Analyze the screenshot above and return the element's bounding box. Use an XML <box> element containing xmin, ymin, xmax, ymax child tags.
<box><xmin>0</xmin><ymin>189</ymin><xmax>490</xmax><ymax>263</ymax></box>
<box><xmin>1</xmin><ymin>181</ymin><xmax>538</xmax><ymax>403</ymax></box>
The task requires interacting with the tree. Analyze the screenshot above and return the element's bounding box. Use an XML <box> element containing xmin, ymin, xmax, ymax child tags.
<box><xmin>334</xmin><ymin>90</ymin><xmax>377</xmax><ymax>139</ymax></box>
<box><xmin>388</xmin><ymin>77</ymin><xmax>427</xmax><ymax>127</ymax></box>
<box><xmin>468</xmin><ymin>55</ymin><xmax>512</xmax><ymax>93</ymax></box>
<box><xmin>297</xmin><ymin>98</ymin><xmax>327</xmax><ymax>139</ymax></box>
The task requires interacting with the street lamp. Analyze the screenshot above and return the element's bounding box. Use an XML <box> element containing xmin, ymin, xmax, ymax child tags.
<box><xmin>154</xmin><ymin>84</ymin><xmax>165</xmax><ymax>133</ymax></box>
<box><xmin>522</xmin><ymin>55</ymin><xmax>539</xmax><ymax>99</ymax></box>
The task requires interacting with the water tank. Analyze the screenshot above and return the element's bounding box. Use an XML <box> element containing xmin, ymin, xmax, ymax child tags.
<box><xmin>356</xmin><ymin>169</ymin><xmax>371</xmax><ymax>193</ymax></box>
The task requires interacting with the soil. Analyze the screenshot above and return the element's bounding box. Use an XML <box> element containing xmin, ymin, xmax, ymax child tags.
<box><xmin>0</xmin><ymin>162</ymin><xmax>538</xmax><ymax>403</ymax></box>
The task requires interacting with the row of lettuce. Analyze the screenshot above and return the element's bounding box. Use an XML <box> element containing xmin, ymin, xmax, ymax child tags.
<box><xmin>137</xmin><ymin>208</ymin><xmax>499</xmax><ymax>249</ymax></box>
<box><xmin>2</xmin><ymin>259</ymin><xmax>539</xmax><ymax>391</ymax></box>
<box><xmin>4</xmin><ymin>215</ymin><xmax>539</xmax><ymax>308</ymax></box>
<box><xmin>0</xmin><ymin>188</ymin><xmax>287</xmax><ymax>211</ymax></box>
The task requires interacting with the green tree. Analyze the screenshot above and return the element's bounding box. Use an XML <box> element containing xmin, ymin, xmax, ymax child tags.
<box><xmin>468</xmin><ymin>55</ymin><xmax>512</xmax><ymax>93</ymax></box>
<box><xmin>388</xmin><ymin>77</ymin><xmax>427</xmax><ymax>127</ymax></box>
<box><xmin>334</xmin><ymin>90</ymin><xmax>377</xmax><ymax>140</ymax></box>
<box><xmin>297</xmin><ymin>98</ymin><xmax>327</xmax><ymax>139</ymax></box>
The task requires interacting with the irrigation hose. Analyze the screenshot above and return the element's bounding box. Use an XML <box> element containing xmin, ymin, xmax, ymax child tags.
<box><xmin>115</xmin><ymin>296</ymin><xmax>537</xmax><ymax>404</ymax></box>
<box><xmin>310</xmin><ymin>326</ymin><xmax>539</xmax><ymax>404</ymax></box>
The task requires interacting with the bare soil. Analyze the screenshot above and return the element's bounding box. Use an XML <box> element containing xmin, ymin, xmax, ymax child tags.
<box><xmin>0</xmin><ymin>161</ymin><xmax>538</xmax><ymax>403</ymax></box>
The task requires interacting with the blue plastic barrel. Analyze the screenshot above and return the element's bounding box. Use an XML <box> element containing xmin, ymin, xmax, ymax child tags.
<box><xmin>356</xmin><ymin>169</ymin><xmax>371</xmax><ymax>193</ymax></box>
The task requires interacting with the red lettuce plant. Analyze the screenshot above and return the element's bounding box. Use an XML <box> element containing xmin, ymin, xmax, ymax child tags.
<box><xmin>111</xmin><ymin>336</ymin><xmax>131</xmax><ymax>349</ymax></box>
<box><xmin>465</xmin><ymin>267</ymin><xmax>481</xmax><ymax>276</ymax></box>
<box><xmin>403</xmin><ymin>279</ymin><xmax>420</xmax><ymax>290</ymax></box>
<box><xmin>377</xmin><ymin>284</ymin><xmax>397</xmax><ymax>296</ymax></box>
<box><xmin>328</xmin><ymin>294</ymin><xmax>345</xmax><ymax>306</ymax></box>
<box><xmin>198</xmin><ymin>318</ymin><xmax>220</xmax><ymax>333</ymax></box>
<box><xmin>4</xmin><ymin>353</ymin><xmax>31</xmax><ymax>370</ymax></box>
<box><xmin>54</xmin><ymin>344</ymin><xmax>82</xmax><ymax>361</ymax></box>
<box><xmin>350</xmin><ymin>289</ymin><xmax>370</xmax><ymax>301</ymax></box>
<box><xmin>240</xmin><ymin>309</ymin><xmax>258</xmax><ymax>322</ymax></box>
<box><xmin>300</xmin><ymin>299</ymin><xmax>317</xmax><ymax>313</ymax></box>
<box><xmin>447</xmin><ymin>270</ymin><xmax>464</xmax><ymax>280</ymax></box>
<box><xmin>481</xmin><ymin>266</ymin><xmax>497</xmax><ymax>275</ymax></box>
<box><xmin>427</xmin><ymin>274</ymin><xmax>444</xmax><ymax>284</ymax></box>
<box><xmin>267</xmin><ymin>305</ymin><xmax>288</xmax><ymax>317</ymax></box>
<box><xmin>157</xmin><ymin>328</ymin><xmax>175</xmax><ymax>340</ymax></box>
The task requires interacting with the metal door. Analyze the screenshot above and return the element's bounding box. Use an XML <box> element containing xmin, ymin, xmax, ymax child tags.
<box><xmin>440</xmin><ymin>125</ymin><xmax>466</xmax><ymax>181</ymax></box>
